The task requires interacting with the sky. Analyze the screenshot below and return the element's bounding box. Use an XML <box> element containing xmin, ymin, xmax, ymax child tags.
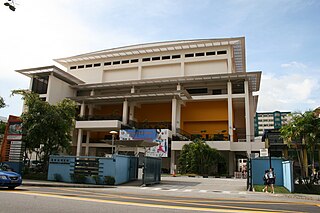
<box><xmin>0</xmin><ymin>0</ymin><xmax>319</xmax><ymax>118</ymax></box>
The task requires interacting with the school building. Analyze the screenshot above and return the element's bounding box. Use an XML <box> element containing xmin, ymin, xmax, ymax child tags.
<box><xmin>16</xmin><ymin>37</ymin><xmax>265</xmax><ymax>175</ymax></box>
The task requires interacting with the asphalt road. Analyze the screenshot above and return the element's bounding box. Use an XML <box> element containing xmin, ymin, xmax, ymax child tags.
<box><xmin>1</xmin><ymin>186</ymin><xmax>319</xmax><ymax>213</ymax></box>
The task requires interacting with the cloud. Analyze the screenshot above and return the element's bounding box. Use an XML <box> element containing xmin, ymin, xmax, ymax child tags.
<box><xmin>280</xmin><ymin>61</ymin><xmax>307</xmax><ymax>70</ymax></box>
<box><xmin>257</xmin><ymin>72</ymin><xmax>319</xmax><ymax>112</ymax></box>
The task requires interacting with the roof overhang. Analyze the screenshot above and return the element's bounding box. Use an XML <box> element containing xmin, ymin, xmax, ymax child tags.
<box><xmin>72</xmin><ymin>71</ymin><xmax>261</xmax><ymax>92</ymax></box>
<box><xmin>70</xmin><ymin>90</ymin><xmax>189</xmax><ymax>104</ymax></box>
<box><xmin>69</xmin><ymin>72</ymin><xmax>261</xmax><ymax>104</ymax></box>
<box><xmin>54</xmin><ymin>37</ymin><xmax>246</xmax><ymax>73</ymax></box>
<box><xmin>16</xmin><ymin>65</ymin><xmax>84</xmax><ymax>85</ymax></box>
<box><xmin>101</xmin><ymin>139</ymin><xmax>159</xmax><ymax>148</ymax></box>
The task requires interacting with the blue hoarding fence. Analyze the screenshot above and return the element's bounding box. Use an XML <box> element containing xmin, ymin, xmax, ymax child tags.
<box><xmin>250</xmin><ymin>157</ymin><xmax>294</xmax><ymax>192</ymax></box>
<box><xmin>48</xmin><ymin>155</ymin><xmax>139</xmax><ymax>185</ymax></box>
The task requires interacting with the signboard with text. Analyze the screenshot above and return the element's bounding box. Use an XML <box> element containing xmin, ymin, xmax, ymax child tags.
<box><xmin>120</xmin><ymin>129</ymin><xmax>169</xmax><ymax>157</ymax></box>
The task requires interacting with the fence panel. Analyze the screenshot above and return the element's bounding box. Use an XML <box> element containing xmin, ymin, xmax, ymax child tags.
<box><xmin>282</xmin><ymin>161</ymin><xmax>294</xmax><ymax>192</ymax></box>
<box><xmin>143</xmin><ymin>156</ymin><xmax>161</xmax><ymax>185</ymax></box>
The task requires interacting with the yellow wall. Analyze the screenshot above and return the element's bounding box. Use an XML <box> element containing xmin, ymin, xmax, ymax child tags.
<box><xmin>94</xmin><ymin>104</ymin><xmax>123</xmax><ymax>116</ymax></box>
<box><xmin>181</xmin><ymin>101</ymin><xmax>228</xmax><ymax>135</ymax></box>
<box><xmin>135</xmin><ymin>103</ymin><xmax>171</xmax><ymax>122</ymax></box>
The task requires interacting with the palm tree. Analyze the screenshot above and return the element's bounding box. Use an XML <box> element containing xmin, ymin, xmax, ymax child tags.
<box><xmin>281</xmin><ymin>111</ymin><xmax>320</xmax><ymax>178</ymax></box>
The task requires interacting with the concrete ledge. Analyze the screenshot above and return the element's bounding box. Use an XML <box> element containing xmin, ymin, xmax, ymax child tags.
<box><xmin>22</xmin><ymin>180</ymin><xmax>115</xmax><ymax>188</ymax></box>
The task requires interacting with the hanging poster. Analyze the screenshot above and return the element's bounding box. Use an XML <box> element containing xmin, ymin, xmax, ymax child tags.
<box><xmin>120</xmin><ymin>129</ymin><xmax>169</xmax><ymax>157</ymax></box>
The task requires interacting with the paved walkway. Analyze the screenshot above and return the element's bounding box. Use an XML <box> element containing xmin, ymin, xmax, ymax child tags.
<box><xmin>22</xmin><ymin>177</ymin><xmax>320</xmax><ymax>201</ymax></box>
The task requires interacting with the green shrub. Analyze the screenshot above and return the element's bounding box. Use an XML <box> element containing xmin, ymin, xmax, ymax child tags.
<box><xmin>54</xmin><ymin>173</ymin><xmax>63</xmax><ymax>182</ymax></box>
<box><xmin>104</xmin><ymin>176</ymin><xmax>115</xmax><ymax>185</ymax></box>
<box><xmin>92</xmin><ymin>175</ymin><xmax>100</xmax><ymax>184</ymax></box>
<box><xmin>70</xmin><ymin>173</ymin><xmax>86</xmax><ymax>183</ymax></box>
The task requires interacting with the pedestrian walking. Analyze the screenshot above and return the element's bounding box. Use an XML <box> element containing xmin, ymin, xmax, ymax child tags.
<box><xmin>268</xmin><ymin>168</ymin><xmax>276</xmax><ymax>194</ymax></box>
<box><xmin>262</xmin><ymin>170</ymin><xmax>269</xmax><ymax>193</ymax></box>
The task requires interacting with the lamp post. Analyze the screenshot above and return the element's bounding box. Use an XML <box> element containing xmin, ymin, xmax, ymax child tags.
<box><xmin>110</xmin><ymin>131</ymin><xmax>118</xmax><ymax>155</ymax></box>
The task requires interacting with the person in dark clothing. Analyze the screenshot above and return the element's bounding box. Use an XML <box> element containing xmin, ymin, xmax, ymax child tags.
<box><xmin>262</xmin><ymin>170</ymin><xmax>269</xmax><ymax>192</ymax></box>
<box><xmin>268</xmin><ymin>168</ymin><xmax>276</xmax><ymax>194</ymax></box>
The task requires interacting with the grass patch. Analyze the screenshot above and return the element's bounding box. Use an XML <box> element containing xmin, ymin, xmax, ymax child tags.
<box><xmin>254</xmin><ymin>185</ymin><xmax>290</xmax><ymax>194</ymax></box>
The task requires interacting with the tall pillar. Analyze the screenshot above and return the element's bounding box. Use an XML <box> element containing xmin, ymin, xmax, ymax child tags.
<box><xmin>85</xmin><ymin>131</ymin><xmax>90</xmax><ymax>156</ymax></box>
<box><xmin>129</xmin><ymin>103</ymin><xmax>135</xmax><ymax>121</ymax></box>
<box><xmin>227</xmin><ymin>81</ymin><xmax>233</xmax><ymax>142</ymax></box>
<box><xmin>122</xmin><ymin>99</ymin><xmax>128</xmax><ymax>125</ymax></box>
<box><xmin>170</xmin><ymin>150</ymin><xmax>176</xmax><ymax>174</ymax></box>
<box><xmin>77</xmin><ymin>102</ymin><xmax>86</xmax><ymax>156</ymax></box>
<box><xmin>228</xmin><ymin>151</ymin><xmax>235</xmax><ymax>176</ymax></box>
<box><xmin>76</xmin><ymin>129</ymin><xmax>83</xmax><ymax>156</ymax></box>
<box><xmin>244</xmin><ymin>81</ymin><xmax>251</xmax><ymax>145</ymax></box>
<box><xmin>131</xmin><ymin>86</ymin><xmax>135</xmax><ymax>93</ymax></box>
<box><xmin>171</xmin><ymin>98</ymin><xmax>177</xmax><ymax>135</ymax></box>
<box><xmin>176</xmin><ymin>101</ymin><xmax>181</xmax><ymax>129</ymax></box>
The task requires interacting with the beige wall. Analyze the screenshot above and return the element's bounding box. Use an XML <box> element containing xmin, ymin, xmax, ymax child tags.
<box><xmin>103</xmin><ymin>67</ymin><xmax>138</xmax><ymax>82</ymax></box>
<box><xmin>185</xmin><ymin>60</ymin><xmax>227</xmax><ymax>76</ymax></box>
<box><xmin>66</xmin><ymin>45</ymin><xmax>232</xmax><ymax>83</ymax></box>
<box><xmin>46</xmin><ymin>75</ymin><xmax>75</xmax><ymax>104</ymax></box>
<box><xmin>142</xmin><ymin>64</ymin><xmax>180</xmax><ymax>79</ymax></box>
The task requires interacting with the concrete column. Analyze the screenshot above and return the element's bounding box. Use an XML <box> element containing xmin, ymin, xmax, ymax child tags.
<box><xmin>244</xmin><ymin>81</ymin><xmax>251</xmax><ymax>144</ymax></box>
<box><xmin>129</xmin><ymin>103</ymin><xmax>135</xmax><ymax>121</ymax></box>
<box><xmin>138</xmin><ymin>62</ymin><xmax>142</xmax><ymax>80</ymax></box>
<box><xmin>80</xmin><ymin>102</ymin><xmax>85</xmax><ymax>117</ymax></box>
<box><xmin>170</xmin><ymin>150</ymin><xmax>175</xmax><ymax>174</ymax></box>
<box><xmin>76</xmin><ymin>129</ymin><xmax>83</xmax><ymax>156</ymax></box>
<box><xmin>228</xmin><ymin>151</ymin><xmax>235</xmax><ymax>176</ymax></box>
<box><xmin>76</xmin><ymin>102</ymin><xmax>85</xmax><ymax>156</ymax></box>
<box><xmin>177</xmin><ymin>83</ymin><xmax>182</xmax><ymax>91</ymax></box>
<box><xmin>131</xmin><ymin>86</ymin><xmax>135</xmax><ymax>93</ymax></box>
<box><xmin>227</xmin><ymin>46</ymin><xmax>232</xmax><ymax>73</ymax></box>
<box><xmin>176</xmin><ymin>100</ymin><xmax>181</xmax><ymax>129</ymax></box>
<box><xmin>171</xmin><ymin>98</ymin><xmax>177</xmax><ymax>135</ymax></box>
<box><xmin>122</xmin><ymin>99</ymin><xmax>128</xmax><ymax>125</ymax></box>
<box><xmin>227</xmin><ymin>81</ymin><xmax>233</xmax><ymax>142</ymax></box>
<box><xmin>46</xmin><ymin>74</ymin><xmax>53</xmax><ymax>103</ymax></box>
<box><xmin>180</xmin><ymin>62</ymin><xmax>185</xmax><ymax>76</ymax></box>
<box><xmin>85</xmin><ymin>131</ymin><xmax>90</xmax><ymax>156</ymax></box>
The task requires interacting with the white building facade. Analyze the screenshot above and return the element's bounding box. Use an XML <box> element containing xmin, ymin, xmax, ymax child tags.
<box><xmin>17</xmin><ymin>37</ymin><xmax>264</xmax><ymax>175</ymax></box>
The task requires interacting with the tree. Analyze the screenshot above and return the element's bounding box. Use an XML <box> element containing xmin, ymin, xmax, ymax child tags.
<box><xmin>178</xmin><ymin>139</ymin><xmax>226</xmax><ymax>175</ymax></box>
<box><xmin>280</xmin><ymin>111</ymin><xmax>320</xmax><ymax>178</ymax></box>
<box><xmin>0</xmin><ymin>96</ymin><xmax>5</xmax><ymax>109</ymax></box>
<box><xmin>12</xmin><ymin>90</ymin><xmax>77</xmax><ymax>172</ymax></box>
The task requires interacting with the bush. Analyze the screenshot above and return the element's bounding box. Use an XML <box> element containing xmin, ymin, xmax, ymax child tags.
<box><xmin>54</xmin><ymin>173</ymin><xmax>63</xmax><ymax>182</ymax></box>
<box><xmin>104</xmin><ymin>176</ymin><xmax>115</xmax><ymax>185</ymax></box>
<box><xmin>70</xmin><ymin>173</ymin><xmax>86</xmax><ymax>183</ymax></box>
<box><xmin>92</xmin><ymin>175</ymin><xmax>100</xmax><ymax>184</ymax></box>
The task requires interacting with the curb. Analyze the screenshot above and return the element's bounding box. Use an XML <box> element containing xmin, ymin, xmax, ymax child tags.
<box><xmin>22</xmin><ymin>181</ymin><xmax>115</xmax><ymax>188</ymax></box>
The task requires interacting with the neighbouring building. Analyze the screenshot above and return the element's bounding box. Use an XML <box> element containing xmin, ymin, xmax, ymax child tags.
<box><xmin>254</xmin><ymin>111</ymin><xmax>291</xmax><ymax>137</ymax></box>
<box><xmin>16</xmin><ymin>37</ymin><xmax>265</xmax><ymax>175</ymax></box>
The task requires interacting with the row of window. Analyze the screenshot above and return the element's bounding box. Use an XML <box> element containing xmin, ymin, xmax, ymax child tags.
<box><xmin>70</xmin><ymin>50</ymin><xmax>227</xmax><ymax>70</ymax></box>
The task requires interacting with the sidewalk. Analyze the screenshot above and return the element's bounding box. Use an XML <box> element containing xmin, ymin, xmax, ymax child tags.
<box><xmin>22</xmin><ymin>177</ymin><xmax>320</xmax><ymax>202</ymax></box>
<box><xmin>22</xmin><ymin>179</ymin><xmax>114</xmax><ymax>188</ymax></box>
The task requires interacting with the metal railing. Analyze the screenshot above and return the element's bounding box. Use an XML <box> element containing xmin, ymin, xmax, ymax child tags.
<box><xmin>77</xmin><ymin>114</ymin><xmax>122</xmax><ymax>121</ymax></box>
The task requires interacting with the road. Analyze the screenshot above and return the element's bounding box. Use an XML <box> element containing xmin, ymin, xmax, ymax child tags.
<box><xmin>1</xmin><ymin>185</ymin><xmax>319</xmax><ymax>213</ymax></box>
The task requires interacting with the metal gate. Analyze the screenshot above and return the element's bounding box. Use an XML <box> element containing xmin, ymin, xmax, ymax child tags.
<box><xmin>142</xmin><ymin>156</ymin><xmax>161</xmax><ymax>185</ymax></box>
<box><xmin>129</xmin><ymin>156</ymin><xmax>139</xmax><ymax>181</ymax></box>
<box><xmin>73</xmin><ymin>157</ymin><xmax>99</xmax><ymax>176</ymax></box>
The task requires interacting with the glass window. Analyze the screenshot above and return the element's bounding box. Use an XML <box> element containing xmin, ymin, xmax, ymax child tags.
<box><xmin>32</xmin><ymin>76</ymin><xmax>49</xmax><ymax>94</ymax></box>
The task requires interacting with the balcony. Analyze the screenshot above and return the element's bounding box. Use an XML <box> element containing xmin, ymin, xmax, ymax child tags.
<box><xmin>172</xmin><ymin>140</ymin><xmax>265</xmax><ymax>152</ymax></box>
<box><xmin>75</xmin><ymin>114</ymin><xmax>122</xmax><ymax>130</ymax></box>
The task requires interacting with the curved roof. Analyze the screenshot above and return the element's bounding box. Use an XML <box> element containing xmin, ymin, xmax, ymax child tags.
<box><xmin>54</xmin><ymin>37</ymin><xmax>246</xmax><ymax>72</ymax></box>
